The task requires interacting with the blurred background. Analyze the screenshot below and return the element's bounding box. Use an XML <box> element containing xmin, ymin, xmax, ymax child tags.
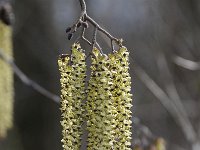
<box><xmin>0</xmin><ymin>0</ymin><xmax>200</xmax><ymax>149</ymax></box>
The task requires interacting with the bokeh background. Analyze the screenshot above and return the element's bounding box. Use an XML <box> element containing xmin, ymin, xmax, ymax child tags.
<box><xmin>1</xmin><ymin>0</ymin><xmax>200</xmax><ymax>150</ymax></box>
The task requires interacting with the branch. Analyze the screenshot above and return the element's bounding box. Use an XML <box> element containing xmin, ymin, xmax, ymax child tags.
<box><xmin>66</xmin><ymin>0</ymin><xmax>122</xmax><ymax>53</ymax></box>
<box><xmin>133</xmin><ymin>63</ymin><xmax>197</xmax><ymax>144</ymax></box>
<box><xmin>0</xmin><ymin>48</ymin><xmax>60</xmax><ymax>103</ymax></box>
<box><xmin>0</xmin><ymin>1</ymin><xmax>13</xmax><ymax>25</ymax></box>
<box><xmin>173</xmin><ymin>55</ymin><xmax>200</xmax><ymax>71</ymax></box>
<box><xmin>156</xmin><ymin>52</ymin><xmax>196</xmax><ymax>142</ymax></box>
<box><xmin>79</xmin><ymin>0</ymin><xmax>86</xmax><ymax>14</ymax></box>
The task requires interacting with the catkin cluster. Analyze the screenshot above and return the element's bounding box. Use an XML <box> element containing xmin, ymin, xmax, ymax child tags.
<box><xmin>58</xmin><ymin>43</ymin><xmax>86</xmax><ymax>150</ymax></box>
<box><xmin>0</xmin><ymin>20</ymin><xmax>14</xmax><ymax>138</ymax></box>
<box><xmin>58</xmin><ymin>43</ymin><xmax>132</xmax><ymax>150</ymax></box>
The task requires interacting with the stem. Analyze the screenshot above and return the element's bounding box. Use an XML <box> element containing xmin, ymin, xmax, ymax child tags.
<box><xmin>67</xmin><ymin>0</ymin><xmax>122</xmax><ymax>50</ymax></box>
<box><xmin>92</xmin><ymin>27</ymin><xmax>97</xmax><ymax>48</ymax></box>
<box><xmin>85</xmin><ymin>15</ymin><xmax>119</xmax><ymax>43</ymax></box>
<box><xmin>0</xmin><ymin>49</ymin><xmax>60</xmax><ymax>103</ymax></box>
<box><xmin>79</xmin><ymin>0</ymin><xmax>86</xmax><ymax>14</ymax></box>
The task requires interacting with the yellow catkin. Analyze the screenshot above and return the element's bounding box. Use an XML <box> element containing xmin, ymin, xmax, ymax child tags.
<box><xmin>0</xmin><ymin>20</ymin><xmax>14</xmax><ymax>138</ymax></box>
<box><xmin>109</xmin><ymin>46</ymin><xmax>132</xmax><ymax>150</ymax></box>
<box><xmin>58</xmin><ymin>43</ymin><xmax>86</xmax><ymax>150</ymax></box>
<box><xmin>155</xmin><ymin>138</ymin><xmax>166</xmax><ymax>150</ymax></box>
<box><xmin>86</xmin><ymin>48</ymin><xmax>116</xmax><ymax>150</ymax></box>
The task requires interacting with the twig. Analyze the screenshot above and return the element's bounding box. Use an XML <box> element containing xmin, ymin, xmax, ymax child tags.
<box><xmin>0</xmin><ymin>48</ymin><xmax>60</xmax><ymax>103</ymax></box>
<box><xmin>173</xmin><ymin>55</ymin><xmax>200</xmax><ymax>71</ymax></box>
<box><xmin>133</xmin><ymin>62</ymin><xmax>197</xmax><ymax>144</ymax></box>
<box><xmin>66</xmin><ymin>0</ymin><xmax>122</xmax><ymax>52</ymax></box>
<box><xmin>111</xmin><ymin>39</ymin><xmax>115</xmax><ymax>52</ymax></box>
<box><xmin>0</xmin><ymin>1</ymin><xmax>13</xmax><ymax>25</ymax></box>
<box><xmin>79</xmin><ymin>0</ymin><xmax>86</xmax><ymax>14</ymax></box>
<box><xmin>92</xmin><ymin>27</ymin><xmax>97</xmax><ymax>48</ymax></box>
<box><xmin>85</xmin><ymin>15</ymin><xmax>119</xmax><ymax>44</ymax></box>
<box><xmin>81</xmin><ymin>27</ymin><xmax>91</xmax><ymax>45</ymax></box>
<box><xmin>156</xmin><ymin>52</ymin><xmax>197</xmax><ymax>143</ymax></box>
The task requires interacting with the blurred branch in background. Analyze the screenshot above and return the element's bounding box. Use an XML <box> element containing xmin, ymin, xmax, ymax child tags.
<box><xmin>173</xmin><ymin>55</ymin><xmax>200</xmax><ymax>71</ymax></box>
<box><xmin>156</xmin><ymin>52</ymin><xmax>196</xmax><ymax>143</ymax></box>
<box><xmin>133</xmin><ymin>61</ymin><xmax>199</xmax><ymax>149</ymax></box>
<box><xmin>0</xmin><ymin>48</ymin><xmax>60</xmax><ymax>103</ymax></box>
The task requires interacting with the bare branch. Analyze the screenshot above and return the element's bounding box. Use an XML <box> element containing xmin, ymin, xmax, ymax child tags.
<box><xmin>156</xmin><ymin>52</ymin><xmax>196</xmax><ymax>142</ymax></box>
<box><xmin>133</xmin><ymin>62</ymin><xmax>197</xmax><ymax>144</ymax></box>
<box><xmin>0</xmin><ymin>48</ymin><xmax>60</xmax><ymax>103</ymax></box>
<box><xmin>173</xmin><ymin>55</ymin><xmax>200</xmax><ymax>71</ymax></box>
<box><xmin>79</xmin><ymin>0</ymin><xmax>86</xmax><ymax>14</ymax></box>
<box><xmin>85</xmin><ymin>15</ymin><xmax>119</xmax><ymax>44</ymax></box>
<box><xmin>0</xmin><ymin>1</ymin><xmax>14</xmax><ymax>25</ymax></box>
<box><xmin>81</xmin><ymin>28</ymin><xmax>92</xmax><ymax>46</ymax></box>
<box><xmin>66</xmin><ymin>0</ymin><xmax>122</xmax><ymax>51</ymax></box>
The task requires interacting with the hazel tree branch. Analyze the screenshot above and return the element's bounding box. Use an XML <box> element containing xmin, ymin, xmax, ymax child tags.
<box><xmin>0</xmin><ymin>48</ymin><xmax>60</xmax><ymax>103</ymax></box>
<box><xmin>66</xmin><ymin>0</ymin><xmax>123</xmax><ymax>52</ymax></box>
<box><xmin>79</xmin><ymin>0</ymin><xmax>86</xmax><ymax>14</ymax></box>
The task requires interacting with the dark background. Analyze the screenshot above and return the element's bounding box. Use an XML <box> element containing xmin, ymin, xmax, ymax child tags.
<box><xmin>1</xmin><ymin>0</ymin><xmax>200</xmax><ymax>150</ymax></box>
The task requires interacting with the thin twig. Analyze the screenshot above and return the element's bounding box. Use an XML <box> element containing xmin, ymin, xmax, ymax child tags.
<box><xmin>92</xmin><ymin>27</ymin><xmax>97</xmax><ymax>48</ymax></box>
<box><xmin>80</xmin><ymin>27</ymin><xmax>103</xmax><ymax>57</ymax></box>
<box><xmin>156</xmin><ymin>52</ymin><xmax>197</xmax><ymax>143</ymax></box>
<box><xmin>111</xmin><ymin>39</ymin><xmax>115</xmax><ymax>52</ymax></box>
<box><xmin>85</xmin><ymin>15</ymin><xmax>119</xmax><ymax>44</ymax></box>
<box><xmin>173</xmin><ymin>55</ymin><xmax>200</xmax><ymax>71</ymax></box>
<box><xmin>79</xmin><ymin>0</ymin><xmax>86</xmax><ymax>14</ymax></box>
<box><xmin>75</xmin><ymin>27</ymin><xmax>91</xmax><ymax>45</ymax></box>
<box><xmin>67</xmin><ymin>0</ymin><xmax>121</xmax><ymax>51</ymax></box>
<box><xmin>78</xmin><ymin>0</ymin><xmax>118</xmax><ymax>42</ymax></box>
<box><xmin>96</xmin><ymin>42</ymin><xmax>103</xmax><ymax>54</ymax></box>
<box><xmin>133</xmin><ymin>62</ymin><xmax>197</xmax><ymax>144</ymax></box>
<box><xmin>0</xmin><ymin>48</ymin><xmax>60</xmax><ymax>103</ymax></box>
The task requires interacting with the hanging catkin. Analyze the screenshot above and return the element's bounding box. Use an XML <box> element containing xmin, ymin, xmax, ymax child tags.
<box><xmin>109</xmin><ymin>46</ymin><xmax>132</xmax><ymax>149</ymax></box>
<box><xmin>58</xmin><ymin>43</ymin><xmax>86</xmax><ymax>150</ymax></box>
<box><xmin>0</xmin><ymin>19</ymin><xmax>14</xmax><ymax>138</ymax></box>
<box><xmin>86</xmin><ymin>48</ymin><xmax>116</xmax><ymax>150</ymax></box>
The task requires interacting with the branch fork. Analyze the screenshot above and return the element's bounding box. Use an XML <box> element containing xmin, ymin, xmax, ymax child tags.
<box><xmin>66</xmin><ymin>0</ymin><xmax>123</xmax><ymax>53</ymax></box>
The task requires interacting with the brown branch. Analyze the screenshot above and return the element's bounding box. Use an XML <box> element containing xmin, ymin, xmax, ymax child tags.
<box><xmin>92</xmin><ymin>27</ymin><xmax>97</xmax><ymax>48</ymax></box>
<box><xmin>85</xmin><ymin>15</ymin><xmax>119</xmax><ymax>44</ymax></box>
<box><xmin>81</xmin><ymin>27</ymin><xmax>91</xmax><ymax>46</ymax></box>
<box><xmin>0</xmin><ymin>1</ymin><xmax>13</xmax><ymax>25</ymax></box>
<box><xmin>0</xmin><ymin>48</ymin><xmax>60</xmax><ymax>103</ymax></box>
<box><xmin>66</xmin><ymin>0</ymin><xmax>122</xmax><ymax>52</ymax></box>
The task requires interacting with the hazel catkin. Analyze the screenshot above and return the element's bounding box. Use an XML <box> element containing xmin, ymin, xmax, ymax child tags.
<box><xmin>109</xmin><ymin>46</ymin><xmax>132</xmax><ymax>150</ymax></box>
<box><xmin>86</xmin><ymin>48</ymin><xmax>116</xmax><ymax>150</ymax></box>
<box><xmin>0</xmin><ymin>19</ymin><xmax>14</xmax><ymax>138</ymax></box>
<box><xmin>58</xmin><ymin>43</ymin><xmax>86</xmax><ymax>150</ymax></box>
